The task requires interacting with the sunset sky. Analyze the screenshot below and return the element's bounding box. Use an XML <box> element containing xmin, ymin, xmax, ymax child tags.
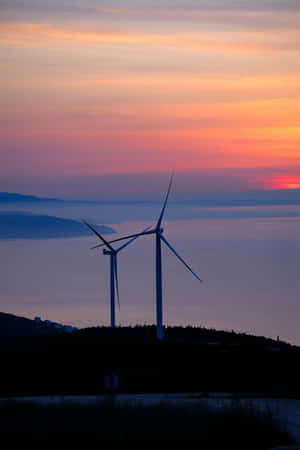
<box><xmin>1</xmin><ymin>0</ymin><xmax>300</xmax><ymax>199</ymax></box>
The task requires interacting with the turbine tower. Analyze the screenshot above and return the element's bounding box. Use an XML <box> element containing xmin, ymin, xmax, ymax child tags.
<box><xmin>83</xmin><ymin>220</ymin><xmax>143</xmax><ymax>328</ymax></box>
<box><xmin>92</xmin><ymin>174</ymin><xmax>202</xmax><ymax>340</ymax></box>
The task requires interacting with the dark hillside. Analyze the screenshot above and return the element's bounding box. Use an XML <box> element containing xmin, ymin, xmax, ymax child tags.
<box><xmin>74</xmin><ymin>324</ymin><xmax>292</xmax><ymax>347</ymax></box>
<box><xmin>0</xmin><ymin>312</ymin><xmax>59</xmax><ymax>338</ymax></box>
<box><xmin>1</xmin><ymin>315</ymin><xmax>300</xmax><ymax>397</ymax></box>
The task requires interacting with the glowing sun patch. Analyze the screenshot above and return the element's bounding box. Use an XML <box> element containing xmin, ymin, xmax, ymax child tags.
<box><xmin>267</xmin><ymin>175</ymin><xmax>300</xmax><ymax>190</ymax></box>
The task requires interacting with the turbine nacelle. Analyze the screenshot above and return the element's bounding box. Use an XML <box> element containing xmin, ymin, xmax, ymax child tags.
<box><xmin>103</xmin><ymin>249</ymin><xmax>113</xmax><ymax>255</ymax></box>
<box><xmin>140</xmin><ymin>229</ymin><xmax>157</xmax><ymax>235</ymax></box>
<box><xmin>137</xmin><ymin>227</ymin><xmax>163</xmax><ymax>236</ymax></box>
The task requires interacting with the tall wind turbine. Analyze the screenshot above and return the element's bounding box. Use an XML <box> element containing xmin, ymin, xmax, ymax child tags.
<box><xmin>91</xmin><ymin>174</ymin><xmax>202</xmax><ymax>340</ymax></box>
<box><xmin>83</xmin><ymin>220</ymin><xmax>145</xmax><ymax>328</ymax></box>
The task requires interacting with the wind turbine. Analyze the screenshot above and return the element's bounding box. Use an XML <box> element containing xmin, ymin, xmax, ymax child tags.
<box><xmin>91</xmin><ymin>174</ymin><xmax>202</xmax><ymax>340</ymax></box>
<box><xmin>83</xmin><ymin>220</ymin><xmax>147</xmax><ymax>328</ymax></box>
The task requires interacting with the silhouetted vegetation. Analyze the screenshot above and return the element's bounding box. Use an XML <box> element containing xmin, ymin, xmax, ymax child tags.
<box><xmin>74</xmin><ymin>324</ymin><xmax>294</xmax><ymax>347</ymax></box>
<box><xmin>0</xmin><ymin>314</ymin><xmax>299</xmax><ymax>398</ymax></box>
<box><xmin>0</xmin><ymin>398</ymin><xmax>293</xmax><ymax>445</ymax></box>
<box><xmin>1</xmin><ymin>322</ymin><xmax>300</xmax><ymax>397</ymax></box>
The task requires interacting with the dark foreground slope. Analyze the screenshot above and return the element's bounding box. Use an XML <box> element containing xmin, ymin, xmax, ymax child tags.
<box><xmin>0</xmin><ymin>312</ymin><xmax>60</xmax><ymax>338</ymax></box>
<box><xmin>0</xmin><ymin>400</ymin><xmax>293</xmax><ymax>447</ymax></box>
<box><xmin>1</xmin><ymin>317</ymin><xmax>300</xmax><ymax>397</ymax></box>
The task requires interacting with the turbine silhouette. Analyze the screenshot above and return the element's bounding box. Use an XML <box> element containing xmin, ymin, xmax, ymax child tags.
<box><xmin>83</xmin><ymin>220</ymin><xmax>149</xmax><ymax>327</ymax></box>
<box><xmin>91</xmin><ymin>173</ymin><xmax>202</xmax><ymax>340</ymax></box>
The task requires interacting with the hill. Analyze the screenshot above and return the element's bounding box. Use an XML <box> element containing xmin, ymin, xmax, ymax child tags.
<box><xmin>0</xmin><ymin>211</ymin><xmax>115</xmax><ymax>239</ymax></box>
<box><xmin>0</xmin><ymin>312</ymin><xmax>60</xmax><ymax>338</ymax></box>
<box><xmin>73</xmin><ymin>324</ymin><xmax>291</xmax><ymax>347</ymax></box>
<box><xmin>0</xmin><ymin>312</ymin><xmax>290</xmax><ymax>347</ymax></box>
<box><xmin>1</xmin><ymin>313</ymin><xmax>300</xmax><ymax>397</ymax></box>
<box><xmin>0</xmin><ymin>192</ymin><xmax>62</xmax><ymax>203</ymax></box>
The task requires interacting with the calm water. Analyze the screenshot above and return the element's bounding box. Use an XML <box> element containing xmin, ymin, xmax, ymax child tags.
<box><xmin>1</xmin><ymin>202</ymin><xmax>300</xmax><ymax>345</ymax></box>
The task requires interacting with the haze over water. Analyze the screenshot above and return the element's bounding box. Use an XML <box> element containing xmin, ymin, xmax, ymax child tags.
<box><xmin>1</xmin><ymin>201</ymin><xmax>300</xmax><ymax>346</ymax></box>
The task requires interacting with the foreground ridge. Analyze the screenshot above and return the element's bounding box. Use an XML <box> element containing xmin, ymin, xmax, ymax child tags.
<box><xmin>1</xmin><ymin>313</ymin><xmax>300</xmax><ymax>398</ymax></box>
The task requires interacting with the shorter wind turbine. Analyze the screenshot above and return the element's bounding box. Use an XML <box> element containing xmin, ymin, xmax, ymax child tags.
<box><xmin>91</xmin><ymin>174</ymin><xmax>202</xmax><ymax>340</ymax></box>
<box><xmin>83</xmin><ymin>220</ymin><xmax>149</xmax><ymax>327</ymax></box>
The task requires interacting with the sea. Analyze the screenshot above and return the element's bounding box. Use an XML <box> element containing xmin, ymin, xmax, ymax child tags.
<box><xmin>1</xmin><ymin>200</ymin><xmax>300</xmax><ymax>345</ymax></box>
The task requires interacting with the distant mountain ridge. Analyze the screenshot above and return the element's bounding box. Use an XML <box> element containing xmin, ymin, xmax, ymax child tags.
<box><xmin>0</xmin><ymin>192</ymin><xmax>63</xmax><ymax>203</ymax></box>
<box><xmin>1</xmin><ymin>190</ymin><xmax>300</xmax><ymax>207</ymax></box>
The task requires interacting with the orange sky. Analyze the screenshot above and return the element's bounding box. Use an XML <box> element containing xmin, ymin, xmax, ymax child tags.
<box><xmin>0</xmin><ymin>1</ymin><xmax>300</xmax><ymax>196</ymax></box>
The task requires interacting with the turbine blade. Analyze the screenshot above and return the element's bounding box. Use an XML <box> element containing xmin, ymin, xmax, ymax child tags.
<box><xmin>90</xmin><ymin>243</ymin><xmax>103</xmax><ymax>250</ymax></box>
<box><xmin>82</xmin><ymin>219</ymin><xmax>114</xmax><ymax>252</ymax></box>
<box><xmin>113</xmin><ymin>256</ymin><xmax>120</xmax><ymax>310</ymax></box>
<box><xmin>116</xmin><ymin>226</ymin><xmax>152</xmax><ymax>252</ymax></box>
<box><xmin>91</xmin><ymin>230</ymin><xmax>153</xmax><ymax>250</ymax></box>
<box><xmin>156</xmin><ymin>172</ymin><xmax>174</xmax><ymax>230</ymax></box>
<box><xmin>160</xmin><ymin>234</ymin><xmax>203</xmax><ymax>282</ymax></box>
